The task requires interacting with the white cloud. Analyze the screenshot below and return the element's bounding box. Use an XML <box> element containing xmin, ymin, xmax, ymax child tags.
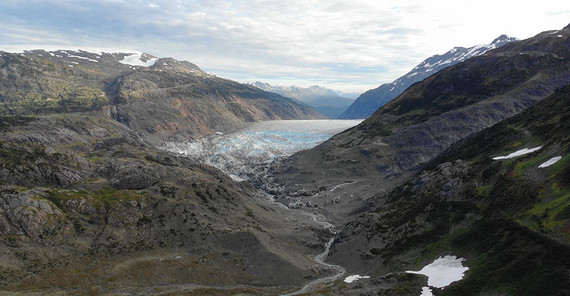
<box><xmin>0</xmin><ymin>0</ymin><xmax>569</xmax><ymax>92</ymax></box>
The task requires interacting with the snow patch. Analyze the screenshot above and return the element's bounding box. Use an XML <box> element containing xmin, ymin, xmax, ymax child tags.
<box><xmin>0</xmin><ymin>44</ymin><xmax>139</xmax><ymax>55</ymax></box>
<box><xmin>406</xmin><ymin>255</ymin><xmax>468</xmax><ymax>293</ymax></box>
<box><xmin>344</xmin><ymin>275</ymin><xmax>370</xmax><ymax>283</ymax></box>
<box><xmin>420</xmin><ymin>286</ymin><xmax>433</xmax><ymax>296</ymax></box>
<box><xmin>492</xmin><ymin>146</ymin><xmax>542</xmax><ymax>160</ymax></box>
<box><xmin>119</xmin><ymin>53</ymin><xmax>158</xmax><ymax>67</ymax></box>
<box><xmin>538</xmin><ymin>156</ymin><xmax>562</xmax><ymax>168</ymax></box>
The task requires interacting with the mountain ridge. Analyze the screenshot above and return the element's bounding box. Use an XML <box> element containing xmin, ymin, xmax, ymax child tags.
<box><xmin>339</xmin><ymin>34</ymin><xmax>517</xmax><ymax>119</ymax></box>
<box><xmin>0</xmin><ymin>48</ymin><xmax>324</xmax><ymax>144</ymax></box>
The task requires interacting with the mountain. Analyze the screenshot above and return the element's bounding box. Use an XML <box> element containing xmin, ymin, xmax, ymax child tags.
<box><xmin>250</xmin><ymin>82</ymin><xmax>354</xmax><ymax>118</ymax></box>
<box><xmin>262</xmin><ymin>24</ymin><xmax>570</xmax><ymax>222</ymax></box>
<box><xmin>338</xmin><ymin>34</ymin><xmax>517</xmax><ymax>119</ymax></box>
<box><xmin>327</xmin><ymin>83</ymin><xmax>570</xmax><ymax>295</ymax></box>
<box><xmin>0</xmin><ymin>48</ymin><xmax>324</xmax><ymax>144</ymax></box>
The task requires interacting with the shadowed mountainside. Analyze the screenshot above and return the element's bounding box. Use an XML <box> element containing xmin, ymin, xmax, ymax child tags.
<box><xmin>263</xmin><ymin>24</ymin><xmax>570</xmax><ymax>220</ymax></box>
<box><xmin>327</xmin><ymin>83</ymin><xmax>570</xmax><ymax>295</ymax></box>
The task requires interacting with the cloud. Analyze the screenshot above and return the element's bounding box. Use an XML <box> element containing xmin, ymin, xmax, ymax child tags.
<box><xmin>0</xmin><ymin>0</ymin><xmax>569</xmax><ymax>92</ymax></box>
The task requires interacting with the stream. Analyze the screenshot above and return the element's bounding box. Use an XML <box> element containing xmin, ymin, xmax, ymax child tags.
<box><xmin>269</xmin><ymin>195</ymin><xmax>347</xmax><ymax>295</ymax></box>
<box><xmin>165</xmin><ymin>120</ymin><xmax>360</xmax><ymax>295</ymax></box>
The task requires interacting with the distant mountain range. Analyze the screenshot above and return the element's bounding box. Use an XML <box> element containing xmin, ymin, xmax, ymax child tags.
<box><xmin>250</xmin><ymin>82</ymin><xmax>354</xmax><ymax>118</ymax></box>
<box><xmin>339</xmin><ymin>34</ymin><xmax>518</xmax><ymax>119</ymax></box>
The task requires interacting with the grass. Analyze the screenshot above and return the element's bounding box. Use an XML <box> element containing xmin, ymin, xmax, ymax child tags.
<box><xmin>516</xmin><ymin>188</ymin><xmax>570</xmax><ymax>233</ymax></box>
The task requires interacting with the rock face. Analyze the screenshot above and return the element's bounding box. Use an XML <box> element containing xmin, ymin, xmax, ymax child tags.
<box><xmin>265</xmin><ymin>24</ymin><xmax>570</xmax><ymax>214</ymax></box>
<box><xmin>329</xmin><ymin>84</ymin><xmax>570</xmax><ymax>295</ymax></box>
<box><xmin>0</xmin><ymin>49</ymin><xmax>323</xmax><ymax>144</ymax></box>
<box><xmin>339</xmin><ymin>34</ymin><xmax>517</xmax><ymax>119</ymax></box>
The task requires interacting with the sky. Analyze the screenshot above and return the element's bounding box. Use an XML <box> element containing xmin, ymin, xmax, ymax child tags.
<box><xmin>0</xmin><ymin>1</ymin><xmax>569</xmax><ymax>94</ymax></box>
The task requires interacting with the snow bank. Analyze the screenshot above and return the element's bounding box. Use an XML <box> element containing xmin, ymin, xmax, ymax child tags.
<box><xmin>119</xmin><ymin>53</ymin><xmax>158</xmax><ymax>67</ymax></box>
<box><xmin>407</xmin><ymin>255</ymin><xmax>468</xmax><ymax>296</ymax></box>
<box><xmin>492</xmin><ymin>146</ymin><xmax>542</xmax><ymax>160</ymax></box>
<box><xmin>344</xmin><ymin>275</ymin><xmax>370</xmax><ymax>283</ymax></box>
<box><xmin>539</xmin><ymin>156</ymin><xmax>562</xmax><ymax>168</ymax></box>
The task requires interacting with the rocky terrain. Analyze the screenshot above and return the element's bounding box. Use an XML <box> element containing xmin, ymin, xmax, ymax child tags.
<box><xmin>339</xmin><ymin>34</ymin><xmax>516</xmax><ymax>119</ymax></box>
<box><xmin>250</xmin><ymin>82</ymin><xmax>355</xmax><ymax>119</ymax></box>
<box><xmin>0</xmin><ymin>49</ymin><xmax>331</xmax><ymax>295</ymax></box>
<box><xmin>0</xmin><ymin>112</ymin><xmax>338</xmax><ymax>295</ymax></box>
<box><xmin>1</xmin><ymin>24</ymin><xmax>570</xmax><ymax>296</ymax></box>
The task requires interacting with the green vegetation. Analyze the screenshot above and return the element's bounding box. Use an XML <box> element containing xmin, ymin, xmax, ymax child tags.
<box><xmin>476</xmin><ymin>185</ymin><xmax>493</xmax><ymax>198</ymax></box>
<box><xmin>0</xmin><ymin>87</ymin><xmax>109</xmax><ymax>115</ymax></box>
<box><xmin>48</xmin><ymin>187</ymin><xmax>147</xmax><ymax>208</ymax></box>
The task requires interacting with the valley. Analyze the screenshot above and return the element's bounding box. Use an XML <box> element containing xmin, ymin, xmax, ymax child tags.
<box><xmin>0</xmin><ymin>23</ymin><xmax>569</xmax><ymax>296</ymax></box>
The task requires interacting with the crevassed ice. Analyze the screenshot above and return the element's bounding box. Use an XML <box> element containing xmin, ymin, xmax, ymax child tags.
<box><xmin>165</xmin><ymin>120</ymin><xmax>362</xmax><ymax>180</ymax></box>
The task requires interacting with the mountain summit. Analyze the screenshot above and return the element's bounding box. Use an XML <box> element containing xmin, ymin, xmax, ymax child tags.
<box><xmin>339</xmin><ymin>34</ymin><xmax>517</xmax><ymax>119</ymax></box>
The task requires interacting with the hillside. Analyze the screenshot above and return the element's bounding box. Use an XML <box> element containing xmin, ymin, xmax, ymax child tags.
<box><xmin>327</xmin><ymin>83</ymin><xmax>570</xmax><ymax>295</ymax></box>
<box><xmin>339</xmin><ymin>34</ymin><xmax>516</xmax><ymax>119</ymax></box>
<box><xmin>0</xmin><ymin>104</ymin><xmax>331</xmax><ymax>296</ymax></box>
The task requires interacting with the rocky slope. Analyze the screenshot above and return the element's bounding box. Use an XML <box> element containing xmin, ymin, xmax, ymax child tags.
<box><xmin>327</xmin><ymin>83</ymin><xmax>570</xmax><ymax>295</ymax></box>
<box><xmin>250</xmin><ymin>82</ymin><xmax>354</xmax><ymax>118</ymax></box>
<box><xmin>0</xmin><ymin>111</ymin><xmax>335</xmax><ymax>295</ymax></box>
<box><xmin>0</xmin><ymin>49</ymin><xmax>323</xmax><ymax>145</ymax></box>
<box><xmin>0</xmin><ymin>48</ymin><xmax>332</xmax><ymax>294</ymax></box>
<box><xmin>339</xmin><ymin>34</ymin><xmax>517</xmax><ymax>119</ymax></box>
<box><xmin>263</xmin><ymin>24</ymin><xmax>570</xmax><ymax>220</ymax></box>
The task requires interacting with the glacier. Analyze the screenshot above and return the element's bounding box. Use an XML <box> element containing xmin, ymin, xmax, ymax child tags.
<box><xmin>164</xmin><ymin>119</ymin><xmax>362</xmax><ymax>180</ymax></box>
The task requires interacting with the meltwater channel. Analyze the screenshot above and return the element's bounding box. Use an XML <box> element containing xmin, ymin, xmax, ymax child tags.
<box><xmin>164</xmin><ymin>119</ymin><xmax>362</xmax><ymax>181</ymax></box>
